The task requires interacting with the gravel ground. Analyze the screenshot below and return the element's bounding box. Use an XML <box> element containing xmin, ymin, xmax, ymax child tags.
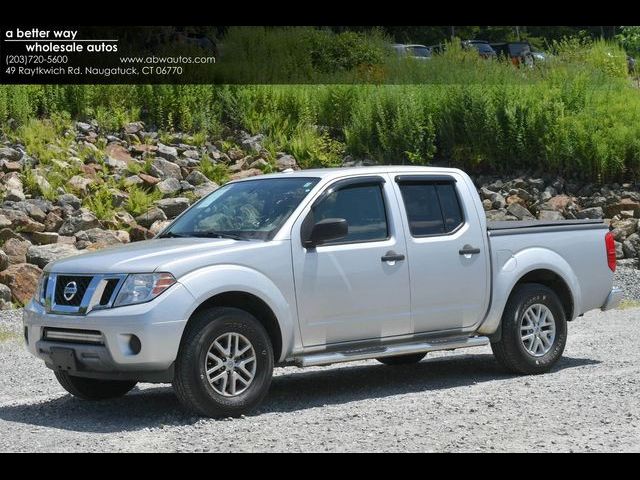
<box><xmin>0</xmin><ymin>268</ymin><xmax>638</xmax><ymax>452</ymax></box>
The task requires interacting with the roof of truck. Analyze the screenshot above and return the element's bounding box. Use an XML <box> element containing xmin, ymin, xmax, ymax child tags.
<box><xmin>230</xmin><ymin>165</ymin><xmax>465</xmax><ymax>182</ymax></box>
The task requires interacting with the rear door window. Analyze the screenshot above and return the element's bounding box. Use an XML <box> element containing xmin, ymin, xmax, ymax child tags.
<box><xmin>397</xmin><ymin>179</ymin><xmax>464</xmax><ymax>237</ymax></box>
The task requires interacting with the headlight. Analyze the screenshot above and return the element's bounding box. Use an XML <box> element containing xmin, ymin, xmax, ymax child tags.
<box><xmin>113</xmin><ymin>273</ymin><xmax>176</xmax><ymax>307</ymax></box>
<box><xmin>36</xmin><ymin>273</ymin><xmax>48</xmax><ymax>305</ymax></box>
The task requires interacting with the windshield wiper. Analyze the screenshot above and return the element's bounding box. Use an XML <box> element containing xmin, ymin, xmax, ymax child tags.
<box><xmin>186</xmin><ymin>231</ymin><xmax>250</xmax><ymax>241</ymax></box>
<box><xmin>158</xmin><ymin>231</ymin><xmax>188</xmax><ymax>238</ymax></box>
<box><xmin>159</xmin><ymin>231</ymin><xmax>250</xmax><ymax>241</ymax></box>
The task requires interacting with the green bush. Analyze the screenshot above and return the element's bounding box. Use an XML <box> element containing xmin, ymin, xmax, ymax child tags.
<box><xmin>125</xmin><ymin>184</ymin><xmax>162</xmax><ymax>216</ymax></box>
<box><xmin>200</xmin><ymin>155</ymin><xmax>230</xmax><ymax>184</ymax></box>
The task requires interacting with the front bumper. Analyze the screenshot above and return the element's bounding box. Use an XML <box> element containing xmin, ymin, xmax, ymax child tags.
<box><xmin>23</xmin><ymin>282</ymin><xmax>195</xmax><ymax>381</ymax></box>
<box><xmin>601</xmin><ymin>287</ymin><xmax>623</xmax><ymax>311</ymax></box>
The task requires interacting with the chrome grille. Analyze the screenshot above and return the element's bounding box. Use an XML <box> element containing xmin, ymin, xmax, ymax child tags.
<box><xmin>43</xmin><ymin>273</ymin><xmax>128</xmax><ymax>315</ymax></box>
<box><xmin>54</xmin><ymin>275</ymin><xmax>92</xmax><ymax>306</ymax></box>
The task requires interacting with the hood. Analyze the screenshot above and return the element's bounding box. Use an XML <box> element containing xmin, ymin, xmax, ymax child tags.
<box><xmin>46</xmin><ymin>237</ymin><xmax>265</xmax><ymax>277</ymax></box>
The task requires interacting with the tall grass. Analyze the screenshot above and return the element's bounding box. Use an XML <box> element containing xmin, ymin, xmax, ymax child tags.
<box><xmin>0</xmin><ymin>39</ymin><xmax>637</xmax><ymax>181</ymax></box>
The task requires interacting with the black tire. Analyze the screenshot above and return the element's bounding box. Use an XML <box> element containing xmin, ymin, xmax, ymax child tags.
<box><xmin>376</xmin><ymin>352</ymin><xmax>426</xmax><ymax>366</ymax></box>
<box><xmin>491</xmin><ymin>283</ymin><xmax>567</xmax><ymax>375</ymax></box>
<box><xmin>173</xmin><ymin>307</ymin><xmax>274</xmax><ymax>418</ymax></box>
<box><xmin>54</xmin><ymin>371</ymin><xmax>136</xmax><ymax>400</ymax></box>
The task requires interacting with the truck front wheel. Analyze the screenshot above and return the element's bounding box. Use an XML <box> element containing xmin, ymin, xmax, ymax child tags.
<box><xmin>173</xmin><ymin>307</ymin><xmax>274</xmax><ymax>418</ymax></box>
<box><xmin>491</xmin><ymin>283</ymin><xmax>567</xmax><ymax>375</ymax></box>
<box><xmin>54</xmin><ymin>371</ymin><xmax>137</xmax><ymax>400</ymax></box>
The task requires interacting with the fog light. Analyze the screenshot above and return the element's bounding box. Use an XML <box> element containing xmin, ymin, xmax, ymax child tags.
<box><xmin>129</xmin><ymin>335</ymin><xmax>141</xmax><ymax>355</ymax></box>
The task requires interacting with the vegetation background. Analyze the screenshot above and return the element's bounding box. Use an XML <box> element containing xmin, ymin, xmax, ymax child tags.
<box><xmin>1</xmin><ymin>26</ymin><xmax>640</xmax><ymax>185</ymax></box>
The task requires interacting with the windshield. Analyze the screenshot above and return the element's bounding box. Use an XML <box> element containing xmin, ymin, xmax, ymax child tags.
<box><xmin>509</xmin><ymin>43</ymin><xmax>531</xmax><ymax>56</ymax></box>
<box><xmin>406</xmin><ymin>46</ymin><xmax>431</xmax><ymax>58</ymax></box>
<box><xmin>471</xmin><ymin>43</ymin><xmax>495</xmax><ymax>54</ymax></box>
<box><xmin>162</xmin><ymin>177</ymin><xmax>320</xmax><ymax>240</ymax></box>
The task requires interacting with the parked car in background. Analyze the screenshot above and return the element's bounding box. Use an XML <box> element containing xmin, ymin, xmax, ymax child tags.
<box><xmin>530</xmin><ymin>46</ymin><xmax>549</xmax><ymax>63</ymax></box>
<box><xmin>491</xmin><ymin>41</ymin><xmax>534</xmax><ymax>67</ymax></box>
<box><xmin>392</xmin><ymin>43</ymin><xmax>432</xmax><ymax>60</ymax></box>
<box><xmin>429</xmin><ymin>43</ymin><xmax>446</xmax><ymax>55</ymax></box>
<box><xmin>462</xmin><ymin>40</ymin><xmax>497</xmax><ymax>58</ymax></box>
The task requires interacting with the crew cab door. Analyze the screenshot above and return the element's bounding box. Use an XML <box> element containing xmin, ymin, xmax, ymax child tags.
<box><xmin>391</xmin><ymin>173</ymin><xmax>490</xmax><ymax>332</ymax></box>
<box><xmin>291</xmin><ymin>175</ymin><xmax>411</xmax><ymax>346</ymax></box>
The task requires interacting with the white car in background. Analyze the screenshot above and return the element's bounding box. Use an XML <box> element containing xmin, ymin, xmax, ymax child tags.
<box><xmin>392</xmin><ymin>43</ymin><xmax>432</xmax><ymax>60</ymax></box>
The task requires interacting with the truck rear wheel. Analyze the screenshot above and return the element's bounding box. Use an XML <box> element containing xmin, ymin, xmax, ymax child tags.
<box><xmin>54</xmin><ymin>371</ymin><xmax>137</xmax><ymax>400</ymax></box>
<box><xmin>491</xmin><ymin>283</ymin><xmax>567</xmax><ymax>375</ymax></box>
<box><xmin>173</xmin><ymin>307</ymin><xmax>274</xmax><ymax>418</ymax></box>
<box><xmin>377</xmin><ymin>353</ymin><xmax>426</xmax><ymax>366</ymax></box>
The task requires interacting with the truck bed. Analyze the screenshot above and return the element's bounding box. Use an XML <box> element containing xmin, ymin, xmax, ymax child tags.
<box><xmin>487</xmin><ymin>219</ymin><xmax>608</xmax><ymax>236</ymax></box>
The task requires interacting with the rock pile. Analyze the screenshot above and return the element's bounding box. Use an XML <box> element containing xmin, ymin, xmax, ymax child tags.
<box><xmin>1</xmin><ymin>120</ymin><xmax>638</xmax><ymax>308</ymax></box>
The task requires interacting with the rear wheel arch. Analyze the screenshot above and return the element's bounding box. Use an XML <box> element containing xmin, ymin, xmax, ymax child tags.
<box><xmin>185</xmin><ymin>291</ymin><xmax>283</xmax><ymax>363</ymax></box>
<box><xmin>490</xmin><ymin>268</ymin><xmax>575</xmax><ymax>343</ymax></box>
<box><xmin>511</xmin><ymin>269</ymin><xmax>574</xmax><ymax>321</ymax></box>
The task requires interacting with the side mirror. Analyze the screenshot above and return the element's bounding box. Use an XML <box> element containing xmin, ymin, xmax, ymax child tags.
<box><xmin>305</xmin><ymin>218</ymin><xmax>348</xmax><ymax>248</ymax></box>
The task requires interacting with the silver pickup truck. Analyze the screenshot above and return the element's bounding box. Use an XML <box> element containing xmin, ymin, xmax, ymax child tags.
<box><xmin>23</xmin><ymin>166</ymin><xmax>622</xmax><ymax>417</ymax></box>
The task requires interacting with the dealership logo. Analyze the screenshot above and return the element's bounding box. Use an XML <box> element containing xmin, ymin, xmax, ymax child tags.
<box><xmin>63</xmin><ymin>281</ymin><xmax>78</xmax><ymax>301</ymax></box>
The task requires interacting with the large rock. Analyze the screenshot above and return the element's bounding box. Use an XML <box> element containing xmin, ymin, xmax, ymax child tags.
<box><xmin>623</xmin><ymin>233</ymin><xmax>640</xmax><ymax>258</ymax></box>
<box><xmin>575</xmin><ymin>206</ymin><xmax>604</xmax><ymax>219</ymax></box>
<box><xmin>149</xmin><ymin>220</ymin><xmax>172</xmax><ymax>236</ymax></box>
<box><xmin>611</xmin><ymin>218</ymin><xmax>638</xmax><ymax>242</ymax></box>
<box><xmin>541</xmin><ymin>195</ymin><xmax>574</xmax><ymax>212</ymax></box>
<box><xmin>0</xmin><ymin>250</ymin><xmax>8</xmax><ymax>271</ymax></box>
<box><xmin>151</xmin><ymin>158</ymin><xmax>182</xmax><ymax>180</ymax></box>
<box><xmin>26</xmin><ymin>243</ymin><xmax>85</xmax><ymax>269</ymax></box>
<box><xmin>485</xmin><ymin>210</ymin><xmax>518</xmax><ymax>222</ymax></box>
<box><xmin>0</xmin><ymin>263</ymin><xmax>42</xmax><ymax>305</ymax></box>
<box><xmin>155</xmin><ymin>197</ymin><xmax>190</xmax><ymax>218</ymax></box>
<box><xmin>4</xmin><ymin>238</ymin><xmax>32</xmax><ymax>265</ymax></box>
<box><xmin>8</xmin><ymin>201</ymin><xmax>47</xmax><ymax>223</ymax></box>
<box><xmin>156</xmin><ymin>177</ymin><xmax>182</xmax><ymax>196</ymax></box>
<box><xmin>193</xmin><ymin>182</ymin><xmax>219</xmax><ymax>199</ymax></box>
<box><xmin>0</xmin><ymin>147</ymin><xmax>21</xmax><ymax>162</ymax></box>
<box><xmin>139</xmin><ymin>173</ymin><xmax>161</xmax><ymax>186</ymax></box>
<box><xmin>0</xmin><ymin>209</ymin><xmax>45</xmax><ymax>233</ymax></box>
<box><xmin>0</xmin><ymin>228</ymin><xmax>23</xmax><ymax>243</ymax></box>
<box><xmin>276</xmin><ymin>154</ymin><xmax>297</xmax><ymax>171</ymax></box>
<box><xmin>0</xmin><ymin>160</ymin><xmax>22</xmax><ymax>173</ymax></box>
<box><xmin>123</xmin><ymin>122</ymin><xmax>144</xmax><ymax>135</ymax></box>
<box><xmin>25</xmin><ymin>231</ymin><xmax>59</xmax><ymax>245</ymax></box>
<box><xmin>605</xmin><ymin>199</ymin><xmax>640</xmax><ymax>218</ymax></box>
<box><xmin>185</xmin><ymin>170</ymin><xmax>210</xmax><ymax>186</ymax></box>
<box><xmin>105</xmin><ymin>142</ymin><xmax>136</xmax><ymax>166</ymax></box>
<box><xmin>480</xmin><ymin>188</ymin><xmax>506</xmax><ymax>209</ymax></box>
<box><xmin>156</xmin><ymin>143</ymin><xmax>179</xmax><ymax>163</ymax></box>
<box><xmin>507</xmin><ymin>203</ymin><xmax>535</xmax><ymax>220</ymax></box>
<box><xmin>56</xmin><ymin>193</ymin><xmax>82</xmax><ymax>211</ymax></box>
<box><xmin>58</xmin><ymin>211</ymin><xmax>101</xmax><ymax>235</ymax></box>
<box><xmin>68</xmin><ymin>175</ymin><xmax>95</xmax><ymax>195</ymax></box>
<box><xmin>0</xmin><ymin>283</ymin><xmax>12</xmax><ymax>310</ymax></box>
<box><xmin>75</xmin><ymin>228</ymin><xmax>127</xmax><ymax>248</ymax></box>
<box><xmin>43</xmin><ymin>212</ymin><xmax>64</xmax><ymax>232</ymax></box>
<box><xmin>241</xmin><ymin>133</ymin><xmax>264</xmax><ymax>152</ymax></box>
<box><xmin>537</xmin><ymin>210</ymin><xmax>565</xmax><ymax>221</ymax></box>
<box><xmin>129</xmin><ymin>224</ymin><xmax>154</xmax><ymax>242</ymax></box>
<box><xmin>135</xmin><ymin>207</ymin><xmax>167</xmax><ymax>228</ymax></box>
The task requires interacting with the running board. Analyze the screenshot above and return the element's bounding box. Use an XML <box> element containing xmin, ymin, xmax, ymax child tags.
<box><xmin>297</xmin><ymin>336</ymin><xmax>490</xmax><ymax>367</ymax></box>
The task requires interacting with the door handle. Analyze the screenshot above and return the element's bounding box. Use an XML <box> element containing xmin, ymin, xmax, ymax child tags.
<box><xmin>459</xmin><ymin>245</ymin><xmax>481</xmax><ymax>255</ymax></box>
<box><xmin>381</xmin><ymin>251</ymin><xmax>405</xmax><ymax>262</ymax></box>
